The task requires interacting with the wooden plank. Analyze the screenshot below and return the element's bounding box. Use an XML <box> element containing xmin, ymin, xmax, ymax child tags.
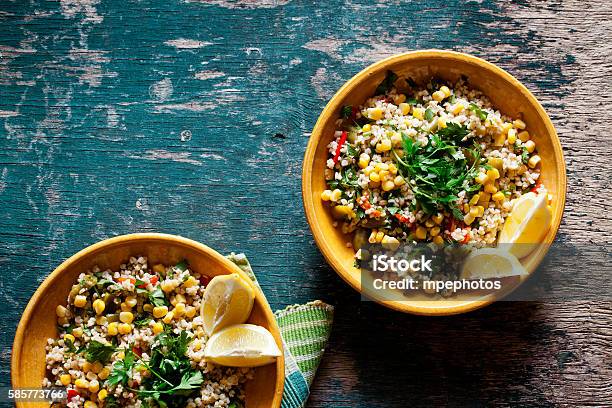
<box><xmin>0</xmin><ymin>0</ymin><xmax>610</xmax><ymax>406</ymax></box>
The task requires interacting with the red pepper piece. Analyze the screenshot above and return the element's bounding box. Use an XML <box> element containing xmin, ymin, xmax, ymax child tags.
<box><xmin>67</xmin><ymin>389</ymin><xmax>79</xmax><ymax>400</ymax></box>
<box><xmin>149</xmin><ymin>276</ymin><xmax>159</xmax><ymax>285</ymax></box>
<box><xmin>117</xmin><ymin>277</ymin><xmax>136</xmax><ymax>284</ymax></box>
<box><xmin>332</xmin><ymin>131</ymin><xmax>348</xmax><ymax>165</ymax></box>
<box><xmin>132</xmin><ymin>346</ymin><xmax>142</xmax><ymax>357</ymax></box>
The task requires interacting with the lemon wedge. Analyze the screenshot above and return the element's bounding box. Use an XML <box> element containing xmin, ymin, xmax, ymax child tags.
<box><xmin>498</xmin><ymin>192</ymin><xmax>552</xmax><ymax>258</ymax></box>
<box><xmin>203</xmin><ymin>324</ymin><xmax>281</xmax><ymax>367</ymax></box>
<box><xmin>201</xmin><ymin>273</ymin><xmax>255</xmax><ymax>336</ymax></box>
<box><xmin>461</xmin><ymin>247</ymin><xmax>527</xmax><ymax>279</ymax></box>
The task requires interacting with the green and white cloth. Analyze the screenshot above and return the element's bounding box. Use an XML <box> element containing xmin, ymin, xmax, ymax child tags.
<box><xmin>227</xmin><ymin>253</ymin><xmax>334</xmax><ymax>408</ymax></box>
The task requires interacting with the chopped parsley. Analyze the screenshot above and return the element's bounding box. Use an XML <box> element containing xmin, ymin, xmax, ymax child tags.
<box><xmin>83</xmin><ymin>340</ymin><xmax>115</xmax><ymax>364</ymax></box>
<box><xmin>340</xmin><ymin>105</ymin><xmax>353</xmax><ymax>119</ymax></box>
<box><xmin>468</xmin><ymin>103</ymin><xmax>488</xmax><ymax>121</ymax></box>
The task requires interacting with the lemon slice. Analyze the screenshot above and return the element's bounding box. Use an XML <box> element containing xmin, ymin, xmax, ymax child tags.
<box><xmin>201</xmin><ymin>273</ymin><xmax>255</xmax><ymax>336</ymax></box>
<box><xmin>204</xmin><ymin>324</ymin><xmax>282</xmax><ymax>367</ymax></box>
<box><xmin>498</xmin><ymin>192</ymin><xmax>552</xmax><ymax>258</ymax></box>
<box><xmin>461</xmin><ymin>247</ymin><xmax>527</xmax><ymax>279</ymax></box>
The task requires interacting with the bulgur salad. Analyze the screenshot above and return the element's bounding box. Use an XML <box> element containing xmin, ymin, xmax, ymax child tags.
<box><xmin>44</xmin><ymin>257</ymin><xmax>250</xmax><ymax>408</ymax></box>
<box><xmin>321</xmin><ymin>72</ymin><xmax>551</xmax><ymax>286</ymax></box>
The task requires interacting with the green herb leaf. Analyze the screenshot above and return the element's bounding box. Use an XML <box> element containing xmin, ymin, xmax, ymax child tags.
<box><xmin>468</xmin><ymin>103</ymin><xmax>488</xmax><ymax>121</ymax></box>
<box><xmin>135</xmin><ymin>316</ymin><xmax>153</xmax><ymax>327</ymax></box>
<box><xmin>424</xmin><ymin>108</ymin><xmax>434</xmax><ymax>121</ymax></box>
<box><xmin>83</xmin><ymin>340</ymin><xmax>115</xmax><ymax>364</ymax></box>
<box><xmin>375</xmin><ymin>70</ymin><xmax>398</xmax><ymax>95</ymax></box>
<box><xmin>107</xmin><ymin>349</ymin><xmax>135</xmax><ymax>387</ymax></box>
<box><xmin>148</xmin><ymin>287</ymin><xmax>168</xmax><ymax>307</ymax></box>
<box><xmin>340</xmin><ymin>105</ymin><xmax>353</xmax><ymax>119</ymax></box>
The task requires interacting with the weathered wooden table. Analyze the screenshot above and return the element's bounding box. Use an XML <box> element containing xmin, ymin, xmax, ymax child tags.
<box><xmin>1</xmin><ymin>0</ymin><xmax>611</xmax><ymax>406</ymax></box>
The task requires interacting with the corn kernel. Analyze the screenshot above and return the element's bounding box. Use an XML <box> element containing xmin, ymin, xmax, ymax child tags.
<box><xmin>75</xmin><ymin>379</ymin><xmax>89</xmax><ymax>389</ymax></box>
<box><xmin>120</xmin><ymin>302</ymin><xmax>131</xmax><ymax>312</ymax></box>
<box><xmin>478</xmin><ymin>192</ymin><xmax>491</xmax><ymax>206</ymax></box>
<box><xmin>107</xmin><ymin>322</ymin><xmax>118</xmax><ymax>336</ymax></box>
<box><xmin>152</xmin><ymin>322</ymin><xmax>164</xmax><ymax>334</ymax></box>
<box><xmin>143</xmin><ymin>304</ymin><xmax>153</xmax><ymax>313</ymax></box>
<box><xmin>369</xmin><ymin>171</ymin><xmax>381</xmax><ymax>182</ymax></box>
<box><xmin>507</xmin><ymin>128</ymin><xmax>517</xmax><ymax>144</ymax></box>
<box><xmin>358</xmin><ymin>154</ymin><xmax>370</xmax><ymax>169</ymax></box>
<box><xmin>475</xmin><ymin>173</ymin><xmax>489</xmax><ymax>184</ymax></box>
<box><xmin>399</xmin><ymin>102</ymin><xmax>410</xmax><ymax>115</ymax></box>
<box><xmin>451</xmin><ymin>103</ymin><xmax>465</xmax><ymax>115</ymax></box>
<box><xmin>476</xmin><ymin>206</ymin><xmax>485</xmax><ymax>217</ymax></box>
<box><xmin>469</xmin><ymin>207</ymin><xmax>480</xmax><ymax>217</ymax></box>
<box><xmin>469</xmin><ymin>194</ymin><xmax>480</xmax><ymax>206</ymax></box>
<box><xmin>375</xmin><ymin>231</ymin><xmax>385</xmax><ymax>243</ymax></box>
<box><xmin>432</xmin><ymin>213</ymin><xmax>444</xmax><ymax>224</ymax></box>
<box><xmin>524</xmin><ymin>140</ymin><xmax>536</xmax><ymax>153</ymax></box>
<box><xmin>362</xmin><ymin>124</ymin><xmax>371</xmax><ymax>132</ymax></box>
<box><xmin>153</xmin><ymin>264</ymin><xmax>165</xmax><ymax>274</ymax></box>
<box><xmin>415</xmin><ymin>226</ymin><xmax>427</xmax><ymax>240</ymax></box>
<box><xmin>116</xmin><ymin>351</ymin><xmax>125</xmax><ymax>359</ymax></box>
<box><xmin>74</xmin><ymin>295</ymin><xmax>87</xmax><ymax>308</ymax></box>
<box><xmin>160</xmin><ymin>280</ymin><xmax>177</xmax><ymax>293</ymax></box>
<box><xmin>433</xmin><ymin>235</ymin><xmax>444</xmax><ymax>245</ymax></box>
<box><xmin>88</xmin><ymin>379</ymin><xmax>100</xmax><ymax>393</ymax></box>
<box><xmin>376</xmin><ymin>139</ymin><xmax>392</xmax><ymax>153</ymax></box>
<box><xmin>56</xmin><ymin>305</ymin><xmax>68</xmax><ymax>318</ymax></box>
<box><xmin>437</xmin><ymin>117</ymin><xmax>447</xmax><ymax>129</ymax></box>
<box><xmin>463</xmin><ymin>203</ymin><xmax>470</xmax><ymax>214</ymax></box>
<box><xmin>125</xmin><ymin>296</ymin><xmax>137</xmax><ymax>308</ymax></box>
<box><xmin>493</xmin><ymin>132</ymin><xmax>506</xmax><ymax>146</ymax></box>
<box><xmin>174</xmin><ymin>302</ymin><xmax>186</xmax><ymax>317</ymax></box>
<box><xmin>432</xmin><ymin>90</ymin><xmax>445</xmax><ymax>102</ymax></box>
<box><xmin>84</xmin><ymin>401</ymin><xmax>97</xmax><ymax>408</ymax></box>
<box><xmin>119</xmin><ymin>312</ymin><xmax>134</xmax><ymax>324</ymax></box>
<box><xmin>98</xmin><ymin>389</ymin><xmax>108</xmax><ymax>401</ymax></box>
<box><xmin>98</xmin><ymin>367</ymin><xmax>110</xmax><ymax>380</ymax></box>
<box><xmin>320</xmin><ymin>189</ymin><xmax>332</xmax><ymax>201</ymax></box>
<box><xmin>528</xmin><ymin>155</ymin><xmax>541</xmax><ymax>168</ymax></box>
<box><xmin>488</xmin><ymin>157</ymin><xmax>503</xmax><ymax>171</ymax></box>
<box><xmin>484</xmin><ymin>183</ymin><xmax>497</xmax><ymax>194</ymax></box>
<box><xmin>330</xmin><ymin>189</ymin><xmax>342</xmax><ymax>202</ymax></box>
<box><xmin>463</xmin><ymin>213</ymin><xmax>475</xmax><ymax>225</ymax></box>
<box><xmin>72</xmin><ymin>327</ymin><xmax>83</xmax><ymax>338</ymax></box>
<box><xmin>368</xmin><ymin>230</ymin><xmax>378</xmax><ymax>244</ymax></box>
<box><xmin>390</xmin><ymin>133</ymin><xmax>402</xmax><ymax>147</ymax></box>
<box><xmin>388</xmin><ymin>162</ymin><xmax>397</xmax><ymax>174</ymax></box>
<box><xmin>440</xmin><ymin>86</ymin><xmax>451</xmax><ymax>97</ymax></box>
<box><xmin>118</xmin><ymin>323</ymin><xmax>132</xmax><ymax>335</ymax></box>
<box><xmin>381</xmin><ymin>235</ymin><xmax>400</xmax><ymax>251</ymax></box>
<box><xmin>382</xmin><ymin>180</ymin><xmax>395</xmax><ymax>191</ymax></box>
<box><xmin>393</xmin><ymin>93</ymin><xmax>406</xmax><ymax>104</ymax></box>
<box><xmin>425</xmin><ymin>218</ymin><xmax>435</xmax><ymax>228</ymax></box>
<box><xmin>83</xmin><ymin>361</ymin><xmax>93</xmax><ymax>372</ymax></box>
<box><xmin>368</xmin><ymin>108</ymin><xmax>383</xmax><ymax>121</ymax></box>
<box><xmin>96</xmin><ymin>316</ymin><xmax>108</xmax><ymax>326</ymax></box>
<box><xmin>185</xmin><ymin>306</ymin><xmax>197</xmax><ymax>318</ymax></box>
<box><xmin>492</xmin><ymin>192</ymin><xmax>505</xmax><ymax>202</ymax></box>
<box><xmin>487</xmin><ymin>168</ymin><xmax>500</xmax><ymax>180</ymax></box>
<box><xmin>412</xmin><ymin>107</ymin><xmax>424</xmax><ymax>120</ymax></box>
<box><xmin>502</xmin><ymin>122</ymin><xmax>513</xmax><ymax>134</ymax></box>
<box><xmin>175</xmin><ymin>294</ymin><xmax>186</xmax><ymax>304</ymax></box>
<box><xmin>430</xmin><ymin>226</ymin><xmax>441</xmax><ymax>237</ymax></box>
<box><xmin>58</xmin><ymin>373</ymin><xmax>71</xmax><ymax>385</ymax></box>
<box><xmin>153</xmin><ymin>306</ymin><xmax>168</xmax><ymax>318</ymax></box>
<box><xmin>394</xmin><ymin>175</ymin><xmax>405</xmax><ymax>186</ymax></box>
<box><xmin>162</xmin><ymin>311</ymin><xmax>174</xmax><ymax>324</ymax></box>
<box><xmin>518</xmin><ymin>131</ymin><xmax>530</xmax><ymax>142</ymax></box>
<box><xmin>64</xmin><ymin>334</ymin><xmax>75</xmax><ymax>344</ymax></box>
<box><xmin>86</xmin><ymin>371</ymin><xmax>98</xmax><ymax>381</ymax></box>
<box><xmin>92</xmin><ymin>299</ymin><xmax>105</xmax><ymax>315</ymax></box>
<box><xmin>90</xmin><ymin>361</ymin><xmax>103</xmax><ymax>374</ymax></box>
<box><xmin>513</xmin><ymin>119</ymin><xmax>526</xmax><ymax>129</ymax></box>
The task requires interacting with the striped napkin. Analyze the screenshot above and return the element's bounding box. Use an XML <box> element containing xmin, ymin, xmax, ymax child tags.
<box><xmin>227</xmin><ymin>253</ymin><xmax>334</xmax><ymax>408</ymax></box>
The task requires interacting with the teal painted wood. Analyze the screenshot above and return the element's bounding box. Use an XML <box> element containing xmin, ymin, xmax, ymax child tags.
<box><xmin>1</xmin><ymin>0</ymin><xmax>611</xmax><ymax>406</ymax></box>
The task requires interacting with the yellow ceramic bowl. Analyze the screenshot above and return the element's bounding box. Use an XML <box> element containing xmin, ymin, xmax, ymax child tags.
<box><xmin>11</xmin><ymin>233</ymin><xmax>284</xmax><ymax>408</ymax></box>
<box><xmin>302</xmin><ymin>50</ymin><xmax>566</xmax><ymax>316</ymax></box>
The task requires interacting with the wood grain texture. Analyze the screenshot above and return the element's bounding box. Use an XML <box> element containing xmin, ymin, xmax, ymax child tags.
<box><xmin>0</xmin><ymin>0</ymin><xmax>610</xmax><ymax>407</ymax></box>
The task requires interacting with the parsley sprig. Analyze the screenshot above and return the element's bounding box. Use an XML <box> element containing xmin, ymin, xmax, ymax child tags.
<box><xmin>108</xmin><ymin>330</ymin><xmax>204</xmax><ymax>408</ymax></box>
<box><xmin>393</xmin><ymin>124</ymin><xmax>483</xmax><ymax>219</ymax></box>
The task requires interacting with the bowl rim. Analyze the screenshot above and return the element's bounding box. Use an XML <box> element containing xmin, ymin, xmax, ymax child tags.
<box><xmin>302</xmin><ymin>49</ymin><xmax>567</xmax><ymax>316</ymax></box>
<box><xmin>11</xmin><ymin>232</ymin><xmax>285</xmax><ymax>407</ymax></box>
